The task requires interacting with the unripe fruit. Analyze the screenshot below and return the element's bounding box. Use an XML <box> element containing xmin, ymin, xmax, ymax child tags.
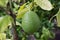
<box><xmin>22</xmin><ymin>11</ymin><xmax>40</xmax><ymax>34</ymax></box>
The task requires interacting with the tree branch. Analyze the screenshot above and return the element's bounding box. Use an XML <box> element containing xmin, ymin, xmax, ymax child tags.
<box><xmin>8</xmin><ymin>0</ymin><xmax>19</xmax><ymax>40</ymax></box>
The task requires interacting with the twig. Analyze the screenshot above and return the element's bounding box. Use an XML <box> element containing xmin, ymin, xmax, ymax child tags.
<box><xmin>8</xmin><ymin>0</ymin><xmax>19</xmax><ymax>40</ymax></box>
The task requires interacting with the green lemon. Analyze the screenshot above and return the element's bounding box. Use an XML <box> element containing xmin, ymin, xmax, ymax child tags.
<box><xmin>22</xmin><ymin>11</ymin><xmax>40</xmax><ymax>34</ymax></box>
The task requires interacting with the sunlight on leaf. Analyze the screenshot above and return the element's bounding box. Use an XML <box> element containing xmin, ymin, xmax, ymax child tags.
<box><xmin>6</xmin><ymin>39</ymin><xmax>11</xmax><ymax>40</ymax></box>
<box><xmin>16</xmin><ymin>3</ymin><xmax>33</xmax><ymax>19</ymax></box>
<box><xmin>17</xmin><ymin>8</ymin><xmax>29</xmax><ymax>19</ymax></box>
<box><xmin>0</xmin><ymin>33</ymin><xmax>6</xmax><ymax>40</ymax></box>
<box><xmin>56</xmin><ymin>8</ymin><xmax>60</xmax><ymax>27</ymax></box>
<box><xmin>18</xmin><ymin>3</ymin><xmax>26</xmax><ymax>12</ymax></box>
<box><xmin>0</xmin><ymin>15</ymin><xmax>13</xmax><ymax>32</ymax></box>
<box><xmin>16</xmin><ymin>21</ymin><xmax>22</xmax><ymax>26</ymax></box>
<box><xmin>34</xmin><ymin>0</ymin><xmax>53</xmax><ymax>11</ymax></box>
<box><xmin>0</xmin><ymin>17</ymin><xmax>3</xmax><ymax>22</ymax></box>
<box><xmin>0</xmin><ymin>0</ymin><xmax>8</xmax><ymax>7</ymax></box>
<box><xmin>16</xmin><ymin>3</ymin><xmax>28</xmax><ymax>19</ymax></box>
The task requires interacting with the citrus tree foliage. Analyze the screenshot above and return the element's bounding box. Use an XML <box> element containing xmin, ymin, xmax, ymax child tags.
<box><xmin>0</xmin><ymin>0</ymin><xmax>8</xmax><ymax>7</ymax></box>
<box><xmin>0</xmin><ymin>0</ymin><xmax>60</xmax><ymax>40</ymax></box>
<box><xmin>34</xmin><ymin>0</ymin><xmax>53</xmax><ymax>10</ymax></box>
<box><xmin>56</xmin><ymin>9</ymin><xmax>60</xmax><ymax>27</ymax></box>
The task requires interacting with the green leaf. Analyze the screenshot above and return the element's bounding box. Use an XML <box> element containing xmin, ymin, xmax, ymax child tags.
<box><xmin>0</xmin><ymin>33</ymin><xmax>6</xmax><ymax>40</ymax></box>
<box><xmin>34</xmin><ymin>0</ymin><xmax>53</xmax><ymax>11</ymax></box>
<box><xmin>0</xmin><ymin>17</ymin><xmax>3</xmax><ymax>22</ymax></box>
<box><xmin>41</xmin><ymin>27</ymin><xmax>55</xmax><ymax>39</ymax></box>
<box><xmin>56</xmin><ymin>8</ymin><xmax>60</xmax><ymax>27</ymax></box>
<box><xmin>17</xmin><ymin>8</ymin><xmax>29</xmax><ymax>19</ymax></box>
<box><xmin>6</xmin><ymin>39</ymin><xmax>11</xmax><ymax>40</ymax></box>
<box><xmin>16</xmin><ymin>3</ymin><xmax>33</xmax><ymax>19</ymax></box>
<box><xmin>16</xmin><ymin>21</ymin><xmax>22</xmax><ymax>26</ymax></box>
<box><xmin>0</xmin><ymin>0</ymin><xmax>8</xmax><ymax>7</ymax></box>
<box><xmin>22</xmin><ymin>37</ymin><xmax>25</xmax><ymax>40</ymax></box>
<box><xmin>0</xmin><ymin>15</ymin><xmax>13</xmax><ymax>32</ymax></box>
<box><xmin>16</xmin><ymin>3</ymin><xmax>28</xmax><ymax>19</ymax></box>
<box><xmin>34</xmin><ymin>32</ymin><xmax>40</xmax><ymax>38</ymax></box>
